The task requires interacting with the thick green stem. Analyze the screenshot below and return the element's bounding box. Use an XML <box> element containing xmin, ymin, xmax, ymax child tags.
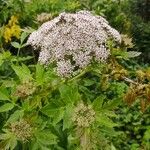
<box><xmin>17</xmin><ymin>48</ymin><xmax>20</xmax><ymax>58</ymax></box>
<box><xmin>17</xmin><ymin>48</ymin><xmax>21</xmax><ymax>64</ymax></box>
<box><xmin>68</xmin><ymin>68</ymin><xmax>89</xmax><ymax>83</ymax></box>
<box><xmin>80</xmin><ymin>128</ymin><xmax>90</xmax><ymax>150</ymax></box>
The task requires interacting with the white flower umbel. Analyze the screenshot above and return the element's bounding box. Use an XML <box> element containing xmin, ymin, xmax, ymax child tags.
<box><xmin>56</xmin><ymin>60</ymin><xmax>74</xmax><ymax>78</ymax></box>
<box><xmin>27</xmin><ymin>11</ymin><xmax>121</xmax><ymax>78</ymax></box>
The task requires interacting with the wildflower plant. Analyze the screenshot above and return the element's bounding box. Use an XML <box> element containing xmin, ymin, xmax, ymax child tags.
<box><xmin>0</xmin><ymin>10</ymin><xmax>147</xmax><ymax>150</ymax></box>
<box><xmin>3</xmin><ymin>16</ymin><xmax>21</xmax><ymax>43</ymax></box>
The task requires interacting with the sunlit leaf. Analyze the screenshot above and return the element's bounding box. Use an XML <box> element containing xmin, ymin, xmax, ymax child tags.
<box><xmin>11</xmin><ymin>64</ymin><xmax>33</xmax><ymax>81</ymax></box>
<box><xmin>0</xmin><ymin>88</ymin><xmax>10</xmax><ymax>101</ymax></box>
<box><xmin>41</xmin><ymin>103</ymin><xmax>65</xmax><ymax>124</ymax></box>
<box><xmin>96</xmin><ymin>114</ymin><xmax>118</xmax><ymax>128</ymax></box>
<box><xmin>36</xmin><ymin>63</ymin><xmax>45</xmax><ymax>85</ymax></box>
<box><xmin>59</xmin><ymin>83</ymin><xmax>80</xmax><ymax>104</ymax></box>
<box><xmin>63</xmin><ymin>104</ymin><xmax>74</xmax><ymax>130</ymax></box>
<box><xmin>6</xmin><ymin>110</ymin><xmax>24</xmax><ymax>125</ymax></box>
<box><xmin>92</xmin><ymin>96</ymin><xmax>105</xmax><ymax>110</ymax></box>
<box><xmin>0</xmin><ymin>103</ymin><xmax>14</xmax><ymax>112</ymax></box>
<box><xmin>11</xmin><ymin>42</ymin><xmax>21</xmax><ymax>49</ymax></box>
<box><xmin>127</xmin><ymin>51</ymin><xmax>141</xmax><ymax>58</ymax></box>
<box><xmin>35</xmin><ymin>130</ymin><xmax>57</xmax><ymax>145</ymax></box>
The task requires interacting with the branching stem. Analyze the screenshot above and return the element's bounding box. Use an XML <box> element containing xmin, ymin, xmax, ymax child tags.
<box><xmin>122</xmin><ymin>76</ymin><xmax>139</xmax><ymax>85</ymax></box>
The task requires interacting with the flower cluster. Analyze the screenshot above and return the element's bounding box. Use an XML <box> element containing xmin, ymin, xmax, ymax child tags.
<box><xmin>3</xmin><ymin>15</ymin><xmax>21</xmax><ymax>43</ymax></box>
<box><xmin>72</xmin><ymin>102</ymin><xmax>95</xmax><ymax>127</ymax></box>
<box><xmin>27</xmin><ymin>11</ymin><xmax>121</xmax><ymax>78</ymax></box>
<box><xmin>36</xmin><ymin>13</ymin><xmax>52</xmax><ymax>24</ymax></box>
<box><xmin>10</xmin><ymin>120</ymin><xmax>33</xmax><ymax>142</ymax></box>
<box><xmin>14</xmin><ymin>80</ymin><xmax>36</xmax><ymax>98</ymax></box>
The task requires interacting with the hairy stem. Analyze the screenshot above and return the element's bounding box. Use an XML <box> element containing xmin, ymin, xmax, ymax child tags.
<box><xmin>122</xmin><ymin>76</ymin><xmax>139</xmax><ymax>85</ymax></box>
<box><xmin>80</xmin><ymin>128</ymin><xmax>90</xmax><ymax>150</ymax></box>
<box><xmin>68</xmin><ymin>68</ymin><xmax>89</xmax><ymax>82</ymax></box>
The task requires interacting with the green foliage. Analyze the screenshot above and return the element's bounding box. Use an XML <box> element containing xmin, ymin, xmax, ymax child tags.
<box><xmin>0</xmin><ymin>0</ymin><xmax>150</xmax><ymax>149</ymax></box>
<box><xmin>79</xmin><ymin>0</ymin><xmax>132</xmax><ymax>34</ymax></box>
<box><xmin>0</xmin><ymin>50</ymin><xmax>126</xmax><ymax>149</ymax></box>
<box><xmin>131</xmin><ymin>18</ymin><xmax>150</xmax><ymax>62</ymax></box>
<box><xmin>112</xmin><ymin>101</ymin><xmax>150</xmax><ymax>150</ymax></box>
<box><xmin>0</xmin><ymin>41</ymin><xmax>145</xmax><ymax>149</ymax></box>
<box><xmin>0</xmin><ymin>0</ymin><xmax>81</xmax><ymax>29</ymax></box>
<box><xmin>0</xmin><ymin>0</ymin><xmax>25</xmax><ymax>26</ymax></box>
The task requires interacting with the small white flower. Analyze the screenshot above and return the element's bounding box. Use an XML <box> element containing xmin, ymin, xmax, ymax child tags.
<box><xmin>56</xmin><ymin>60</ymin><xmax>74</xmax><ymax>78</ymax></box>
<box><xmin>27</xmin><ymin>10</ymin><xmax>121</xmax><ymax>78</ymax></box>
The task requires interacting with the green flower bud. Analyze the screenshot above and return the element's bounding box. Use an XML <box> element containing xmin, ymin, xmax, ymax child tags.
<box><xmin>72</xmin><ymin>102</ymin><xmax>95</xmax><ymax>127</ymax></box>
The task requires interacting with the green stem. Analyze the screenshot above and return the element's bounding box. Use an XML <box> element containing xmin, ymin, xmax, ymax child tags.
<box><xmin>80</xmin><ymin>128</ymin><xmax>90</xmax><ymax>150</ymax></box>
<box><xmin>17</xmin><ymin>48</ymin><xmax>20</xmax><ymax>64</ymax></box>
<box><xmin>8</xmin><ymin>98</ymin><xmax>22</xmax><ymax>109</ymax></box>
<box><xmin>22</xmin><ymin>143</ymin><xmax>26</xmax><ymax>150</ymax></box>
<box><xmin>68</xmin><ymin>68</ymin><xmax>89</xmax><ymax>83</ymax></box>
<box><xmin>17</xmin><ymin>48</ymin><xmax>20</xmax><ymax>58</ymax></box>
<box><xmin>49</xmin><ymin>68</ymin><xmax>90</xmax><ymax>92</ymax></box>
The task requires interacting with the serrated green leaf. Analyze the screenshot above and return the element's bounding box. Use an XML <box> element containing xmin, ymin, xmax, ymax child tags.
<box><xmin>59</xmin><ymin>83</ymin><xmax>80</xmax><ymax>104</ymax></box>
<box><xmin>2</xmin><ymin>80</ymin><xmax>15</xmax><ymax>88</ymax></box>
<box><xmin>0</xmin><ymin>51</ymin><xmax>11</xmax><ymax>66</ymax></box>
<box><xmin>79</xmin><ymin>85</ymin><xmax>94</xmax><ymax>100</ymax></box>
<box><xmin>96</xmin><ymin>114</ymin><xmax>117</xmax><ymax>128</ymax></box>
<box><xmin>11</xmin><ymin>56</ymin><xmax>33</xmax><ymax>62</ymax></box>
<box><xmin>6</xmin><ymin>110</ymin><xmax>24</xmax><ymax>125</ymax></box>
<box><xmin>4</xmin><ymin>51</ymin><xmax>11</xmax><ymax>57</ymax></box>
<box><xmin>36</xmin><ymin>63</ymin><xmax>45</xmax><ymax>85</ymax></box>
<box><xmin>103</xmin><ymin>110</ymin><xmax>117</xmax><ymax>118</ymax></box>
<box><xmin>103</xmin><ymin>98</ymin><xmax>121</xmax><ymax>110</ymax></box>
<box><xmin>0</xmin><ymin>90</ymin><xmax>10</xmax><ymax>101</ymax></box>
<box><xmin>36</xmin><ymin>130</ymin><xmax>57</xmax><ymax>145</ymax></box>
<box><xmin>143</xmin><ymin>126</ymin><xmax>150</xmax><ymax>140</ymax></box>
<box><xmin>100</xmin><ymin>126</ymin><xmax>117</xmax><ymax>136</ymax></box>
<box><xmin>0</xmin><ymin>58</ymin><xmax>4</xmax><ymax>66</ymax></box>
<box><xmin>0</xmin><ymin>103</ymin><xmax>14</xmax><ymax>112</ymax></box>
<box><xmin>9</xmin><ymin>136</ymin><xmax>17</xmax><ymax>150</ymax></box>
<box><xmin>0</xmin><ymin>133</ymin><xmax>17</xmax><ymax>150</ymax></box>
<box><xmin>0</xmin><ymin>133</ymin><xmax>10</xmax><ymax>140</ymax></box>
<box><xmin>92</xmin><ymin>95</ymin><xmax>105</xmax><ymax>110</ymax></box>
<box><xmin>41</xmin><ymin>103</ymin><xmax>64</xmax><ymax>124</ymax></box>
<box><xmin>59</xmin><ymin>85</ymin><xmax>72</xmax><ymax>103</ymax></box>
<box><xmin>127</xmin><ymin>51</ymin><xmax>141</xmax><ymax>58</ymax></box>
<box><xmin>11</xmin><ymin>64</ymin><xmax>32</xmax><ymax>81</ymax></box>
<box><xmin>30</xmin><ymin>142</ymin><xmax>39</xmax><ymax>150</ymax></box>
<box><xmin>53</xmin><ymin>108</ymin><xmax>64</xmax><ymax>125</ymax></box>
<box><xmin>63</xmin><ymin>104</ymin><xmax>74</xmax><ymax>130</ymax></box>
